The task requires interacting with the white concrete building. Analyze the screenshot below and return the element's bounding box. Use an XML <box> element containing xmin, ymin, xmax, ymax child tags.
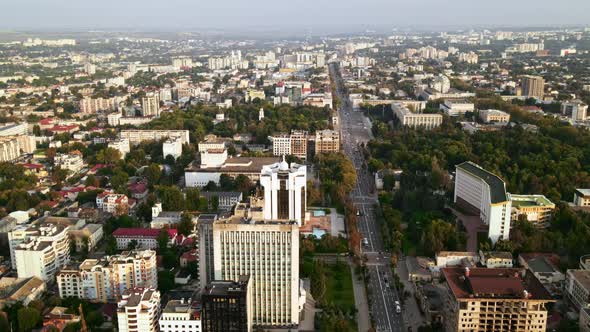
<box><xmin>141</xmin><ymin>93</ymin><xmax>160</xmax><ymax>117</ymax></box>
<box><xmin>260</xmin><ymin>158</ymin><xmax>307</xmax><ymax>226</ymax></box>
<box><xmin>454</xmin><ymin>161</ymin><xmax>512</xmax><ymax>244</ymax></box>
<box><xmin>439</xmin><ymin>99</ymin><xmax>475</xmax><ymax>116</ymax></box>
<box><xmin>57</xmin><ymin>250</ymin><xmax>157</xmax><ymax>303</ymax></box>
<box><xmin>120</xmin><ymin>130</ymin><xmax>189</xmax><ymax>146</ymax></box>
<box><xmin>54</xmin><ymin>152</ymin><xmax>84</xmax><ymax>174</ymax></box>
<box><xmin>200</xmin><ymin>149</ymin><xmax>228</xmax><ymax>168</ymax></box>
<box><xmin>435</xmin><ymin>251</ymin><xmax>479</xmax><ymax>268</ymax></box>
<box><xmin>117</xmin><ymin>288</ymin><xmax>161</xmax><ymax>332</ymax></box>
<box><xmin>561</xmin><ymin>100</ymin><xmax>588</xmax><ymax>122</ymax></box>
<box><xmin>479</xmin><ymin>109</ymin><xmax>510</xmax><ymax>123</ymax></box>
<box><xmin>10</xmin><ymin>223</ymin><xmax>70</xmax><ymax>281</ymax></box>
<box><xmin>270</xmin><ymin>134</ymin><xmax>291</xmax><ymax>157</ymax></box>
<box><xmin>213</xmin><ymin>220</ymin><xmax>300</xmax><ymax>327</ymax></box>
<box><xmin>108</xmin><ymin>138</ymin><xmax>130</xmax><ymax>158</ymax></box>
<box><xmin>159</xmin><ymin>298</ymin><xmax>202</xmax><ymax>332</ymax></box>
<box><xmin>163</xmin><ymin>136</ymin><xmax>183</xmax><ymax>160</ymax></box>
<box><xmin>392</xmin><ymin>102</ymin><xmax>442</xmax><ymax>129</ymax></box>
<box><xmin>0</xmin><ymin>135</ymin><xmax>36</xmax><ymax>162</ymax></box>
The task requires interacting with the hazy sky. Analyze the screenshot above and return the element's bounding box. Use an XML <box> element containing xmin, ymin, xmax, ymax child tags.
<box><xmin>1</xmin><ymin>0</ymin><xmax>588</xmax><ymax>32</ymax></box>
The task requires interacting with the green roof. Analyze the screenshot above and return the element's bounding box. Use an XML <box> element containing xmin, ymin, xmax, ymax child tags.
<box><xmin>457</xmin><ymin>161</ymin><xmax>507</xmax><ymax>204</ymax></box>
<box><xmin>509</xmin><ymin>194</ymin><xmax>554</xmax><ymax>208</ymax></box>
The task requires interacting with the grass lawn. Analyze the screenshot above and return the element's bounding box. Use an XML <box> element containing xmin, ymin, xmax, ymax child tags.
<box><xmin>323</xmin><ymin>262</ymin><xmax>355</xmax><ymax>310</ymax></box>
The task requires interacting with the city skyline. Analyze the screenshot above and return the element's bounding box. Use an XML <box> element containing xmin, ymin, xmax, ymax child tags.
<box><xmin>1</xmin><ymin>0</ymin><xmax>589</xmax><ymax>33</ymax></box>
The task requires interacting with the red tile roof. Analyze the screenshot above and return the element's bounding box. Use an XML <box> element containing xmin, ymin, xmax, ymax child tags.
<box><xmin>442</xmin><ymin>267</ymin><xmax>553</xmax><ymax>301</ymax></box>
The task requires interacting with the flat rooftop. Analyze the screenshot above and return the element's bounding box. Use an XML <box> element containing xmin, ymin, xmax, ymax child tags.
<box><xmin>457</xmin><ymin>161</ymin><xmax>507</xmax><ymax>203</ymax></box>
<box><xmin>510</xmin><ymin>194</ymin><xmax>554</xmax><ymax>208</ymax></box>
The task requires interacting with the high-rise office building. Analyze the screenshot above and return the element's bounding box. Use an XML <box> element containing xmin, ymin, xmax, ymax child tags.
<box><xmin>260</xmin><ymin>158</ymin><xmax>307</xmax><ymax>226</ymax></box>
<box><xmin>201</xmin><ymin>276</ymin><xmax>252</xmax><ymax>332</ymax></box>
<box><xmin>522</xmin><ymin>75</ymin><xmax>545</xmax><ymax>98</ymax></box>
<box><xmin>198</xmin><ymin>214</ymin><xmax>218</xmax><ymax>289</ymax></box>
<box><xmin>212</xmin><ymin>220</ymin><xmax>299</xmax><ymax>327</ymax></box>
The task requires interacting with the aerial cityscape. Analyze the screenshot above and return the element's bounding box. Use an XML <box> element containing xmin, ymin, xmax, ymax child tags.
<box><xmin>1</xmin><ymin>1</ymin><xmax>590</xmax><ymax>332</ymax></box>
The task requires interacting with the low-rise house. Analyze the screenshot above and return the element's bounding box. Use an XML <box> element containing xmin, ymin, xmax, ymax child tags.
<box><xmin>200</xmin><ymin>192</ymin><xmax>243</xmax><ymax>211</ymax></box>
<box><xmin>112</xmin><ymin>228</ymin><xmax>177</xmax><ymax>250</ymax></box>
<box><xmin>509</xmin><ymin>194</ymin><xmax>555</xmax><ymax>227</ymax></box>
<box><xmin>406</xmin><ymin>256</ymin><xmax>434</xmax><ymax>282</ymax></box>
<box><xmin>435</xmin><ymin>251</ymin><xmax>479</xmax><ymax>268</ymax></box>
<box><xmin>69</xmin><ymin>223</ymin><xmax>103</xmax><ymax>252</ymax></box>
<box><xmin>0</xmin><ymin>277</ymin><xmax>45</xmax><ymax>308</ymax></box>
<box><xmin>42</xmin><ymin>306</ymin><xmax>80</xmax><ymax>331</ymax></box>
<box><xmin>96</xmin><ymin>192</ymin><xmax>134</xmax><ymax>215</ymax></box>
<box><xmin>479</xmin><ymin>251</ymin><xmax>513</xmax><ymax>268</ymax></box>
<box><xmin>518</xmin><ymin>253</ymin><xmax>564</xmax><ymax>296</ymax></box>
<box><xmin>150</xmin><ymin>203</ymin><xmax>182</xmax><ymax>229</ymax></box>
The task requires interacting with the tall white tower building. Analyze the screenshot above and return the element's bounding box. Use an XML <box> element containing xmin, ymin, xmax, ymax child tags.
<box><xmin>259</xmin><ymin>108</ymin><xmax>265</xmax><ymax>121</ymax></box>
<box><xmin>260</xmin><ymin>157</ymin><xmax>307</xmax><ymax>226</ymax></box>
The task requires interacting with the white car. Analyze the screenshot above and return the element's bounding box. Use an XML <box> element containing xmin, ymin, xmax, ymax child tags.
<box><xmin>396</xmin><ymin>305</ymin><xmax>401</xmax><ymax>314</ymax></box>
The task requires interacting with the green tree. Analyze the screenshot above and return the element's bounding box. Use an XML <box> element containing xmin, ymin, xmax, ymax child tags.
<box><xmin>17</xmin><ymin>307</ymin><xmax>41</xmax><ymax>332</ymax></box>
<box><xmin>96</xmin><ymin>147</ymin><xmax>122</xmax><ymax>164</ymax></box>
<box><xmin>105</xmin><ymin>235</ymin><xmax>117</xmax><ymax>255</ymax></box>
<box><xmin>145</xmin><ymin>164</ymin><xmax>162</xmax><ymax>186</ymax></box>
<box><xmin>177</xmin><ymin>213</ymin><xmax>194</xmax><ymax>236</ymax></box>
<box><xmin>157</xmin><ymin>186</ymin><xmax>185</xmax><ymax>211</ymax></box>
<box><xmin>157</xmin><ymin>229</ymin><xmax>170</xmax><ymax>251</ymax></box>
<box><xmin>185</xmin><ymin>188</ymin><xmax>201</xmax><ymax>211</ymax></box>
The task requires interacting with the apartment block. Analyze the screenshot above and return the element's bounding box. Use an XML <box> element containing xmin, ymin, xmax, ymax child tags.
<box><xmin>57</xmin><ymin>250</ymin><xmax>157</xmax><ymax>302</ymax></box>
<box><xmin>117</xmin><ymin>288</ymin><xmax>161</xmax><ymax>332</ymax></box>
<box><xmin>392</xmin><ymin>102</ymin><xmax>443</xmax><ymax>129</ymax></box>
<box><xmin>120</xmin><ymin>130</ymin><xmax>190</xmax><ymax>146</ymax></box>
<box><xmin>314</xmin><ymin>129</ymin><xmax>340</xmax><ymax>154</ymax></box>
<box><xmin>443</xmin><ymin>267</ymin><xmax>554</xmax><ymax>332</ymax></box>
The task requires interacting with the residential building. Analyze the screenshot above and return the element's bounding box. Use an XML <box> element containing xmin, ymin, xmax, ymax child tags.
<box><xmin>200</xmin><ymin>192</ymin><xmax>243</xmax><ymax>212</ymax></box>
<box><xmin>68</xmin><ymin>223</ymin><xmax>103</xmax><ymax>252</ymax></box>
<box><xmin>435</xmin><ymin>251</ymin><xmax>479</xmax><ymax>268</ymax></box>
<box><xmin>518</xmin><ymin>253</ymin><xmax>564</xmax><ymax>295</ymax></box>
<box><xmin>574</xmin><ymin>189</ymin><xmax>590</xmax><ymax>207</ymax></box>
<box><xmin>117</xmin><ymin>288</ymin><xmax>161</xmax><ymax>332</ymax></box>
<box><xmin>120</xmin><ymin>130</ymin><xmax>190</xmax><ymax>145</ymax></box>
<box><xmin>314</xmin><ymin>129</ymin><xmax>340</xmax><ymax>154</ymax></box>
<box><xmin>212</xmin><ymin>220</ymin><xmax>299</xmax><ymax>327</ymax></box>
<box><xmin>302</xmin><ymin>93</ymin><xmax>333</xmax><ymax>109</ymax></box>
<box><xmin>140</xmin><ymin>93</ymin><xmax>160</xmax><ymax>117</ymax></box>
<box><xmin>245</xmin><ymin>89</ymin><xmax>265</xmax><ymax>102</ymax></box>
<box><xmin>442</xmin><ymin>267</ymin><xmax>554</xmax><ymax>332</ymax></box>
<box><xmin>479</xmin><ymin>251</ymin><xmax>513</xmax><ymax>268</ymax></box>
<box><xmin>54</xmin><ymin>152</ymin><xmax>84</xmax><ymax>174</ymax></box>
<box><xmin>112</xmin><ymin>228</ymin><xmax>177</xmax><ymax>250</ymax></box>
<box><xmin>0</xmin><ymin>135</ymin><xmax>36</xmax><ymax>162</ymax></box>
<box><xmin>150</xmin><ymin>203</ymin><xmax>182</xmax><ymax>229</ymax></box>
<box><xmin>42</xmin><ymin>306</ymin><xmax>80</xmax><ymax>331</ymax></box>
<box><xmin>561</xmin><ymin>100</ymin><xmax>588</xmax><ymax>122</ymax></box>
<box><xmin>270</xmin><ymin>134</ymin><xmax>291</xmax><ymax>157</ymax></box>
<box><xmin>163</xmin><ymin>136</ymin><xmax>183</xmax><ymax>160</ymax></box>
<box><xmin>479</xmin><ymin>109</ymin><xmax>510</xmax><ymax>123</ymax></box>
<box><xmin>96</xmin><ymin>192</ymin><xmax>131</xmax><ymax>215</ymax></box>
<box><xmin>79</xmin><ymin>97</ymin><xmax>119</xmax><ymax>114</ymax></box>
<box><xmin>159</xmin><ymin>298</ymin><xmax>202</xmax><ymax>332</ymax></box>
<box><xmin>509</xmin><ymin>194</ymin><xmax>555</xmax><ymax>226</ymax></box>
<box><xmin>290</xmin><ymin>130</ymin><xmax>308</xmax><ymax>159</ymax></box>
<box><xmin>9</xmin><ymin>223</ymin><xmax>70</xmax><ymax>281</ymax></box>
<box><xmin>108</xmin><ymin>138</ymin><xmax>130</xmax><ymax>158</ymax></box>
<box><xmin>0</xmin><ymin>277</ymin><xmax>46</xmax><ymax>308</ymax></box>
<box><xmin>57</xmin><ymin>250</ymin><xmax>157</xmax><ymax>302</ymax></box>
<box><xmin>565</xmin><ymin>269</ymin><xmax>590</xmax><ymax>309</ymax></box>
<box><xmin>0</xmin><ymin>122</ymin><xmax>28</xmax><ymax>136</ymax></box>
<box><xmin>392</xmin><ymin>102</ymin><xmax>443</xmax><ymax>129</ymax></box>
<box><xmin>201</xmin><ymin>276</ymin><xmax>252</xmax><ymax>332</ymax></box>
<box><xmin>260</xmin><ymin>158</ymin><xmax>307</xmax><ymax>226</ymax></box>
<box><xmin>454</xmin><ymin>161</ymin><xmax>512</xmax><ymax>244</ymax></box>
<box><xmin>439</xmin><ymin>99</ymin><xmax>475</xmax><ymax>116</ymax></box>
<box><xmin>522</xmin><ymin>75</ymin><xmax>545</xmax><ymax>98</ymax></box>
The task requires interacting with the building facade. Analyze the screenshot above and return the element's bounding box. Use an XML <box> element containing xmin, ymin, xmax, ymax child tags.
<box><xmin>212</xmin><ymin>220</ymin><xmax>299</xmax><ymax>327</ymax></box>
<box><xmin>260</xmin><ymin>158</ymin><xmax>307</xmax><ymax>226</ymax></box>
<box><xmin>201</xmin><ymin>276</ymin><xmax>252</xmax><ymax>332</ymax></box>
<box><xmin>454</xmin><ymin>162</ymin><xmax>512</xmax><ymax>244</ymax></box>
<box><xmin>522</xmin><ymin>75</ymin><xmax>545</xmax><ymax>98</ymax></box>
<box><xmin>117</xmin><ymin>288</ymin><xmax>161</xmax><ymax>332</ymax></box>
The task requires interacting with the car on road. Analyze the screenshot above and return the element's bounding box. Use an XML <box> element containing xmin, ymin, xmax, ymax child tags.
<box><xmin>396</xmin><ymin>304</ymin><xmax>401</xmax><ymax>314</ymax></box>
<box><xmin>362</xmin><ymin>238</ymin><xmax>369</xmax><ymax>246</ymax></box>
<box><xmin>394</xmin><ymin>300</ymin><xmax>400</xmax><ymax>306</ymax></box>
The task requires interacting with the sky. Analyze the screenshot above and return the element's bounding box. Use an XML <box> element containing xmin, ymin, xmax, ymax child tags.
<box><xmin>1</xmin><ymin>0</ymin><xmax>588</xmax><ymax>33</ymax></box>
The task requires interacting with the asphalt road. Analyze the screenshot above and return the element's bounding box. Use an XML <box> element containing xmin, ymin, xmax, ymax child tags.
<box><xmin>330</xmin><ymin>63</ymin><xmax>405</xmax><ymax>332</ymax></box>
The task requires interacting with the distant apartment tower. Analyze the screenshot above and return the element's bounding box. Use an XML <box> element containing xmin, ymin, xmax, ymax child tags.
<box><xmin>260</xmin><ymin>158</ymin><xmax>307</xmax><ymax>226</ymax></box>
<box><xmin>522</xmin><ymin>75</ymin><xmax>545</xmax><ymax>98</ymax></box>
<box><xmin>290</xmin><ymin>130</ymin><xmax>308</xmax><ymax>159</ymax></box>
<box><xmin>454</xmin><ymin>161</ymin><xmax>511</xmax><ymax>244</ymax></box>
<box><xmin>270</xmin><ymin>134</ymin><xmax>291</xmax><ymax>157</ymax></box>
<box><xmin>442</xmin><ymin>267</ymin><xmax>554</xmax><ymax>332</ymax></box>
<box><xmin>198</xmin><ymin>214</ymin><xmax>218</xmax><ymax>289</ymax></box>
<box><xmin>79</xmin><ymin>97</ymin><xmax>118</xmax><ymax>114</ymax></box>
<box><xmin>212</xmin><ymin>220</ymin><xmax>299</xmax><ymax>327</ymax></box>
<box><xmin>314</xmin><ymin>129</ymin><xmax>340</xmax><ymax>154</ymax></box>
<box><xmin>201</xmin><ymin>276</ymin><xmax>252</xmax><ymax>332</ymax></box>
<box><xmin>141</xmin><ymin>93</ymin><xmax>160</xmax><ymax>117</ymax></box>
<box><xmin>117</xmin><ymin>288</ymin><xmax>161</xmax><ymax>332</ymax></box>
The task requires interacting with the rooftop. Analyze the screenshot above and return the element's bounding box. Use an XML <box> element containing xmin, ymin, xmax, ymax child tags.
<box><xmin>575</xmin><ymin>189</ymin><xmax>590</xmax><ymax>197</ymax></box>
<box><xmin>568</xmin><ymin>270</ymin><xmax>590</xmax><ymax>291</ymax></box>
<box><xmin>443</xmin><ymin>267</ymin><xmax>553</xmax><ymax>301</ymax></box>
<box><xmin>510</xmin><ymin>194</ymin><xmax>554</xmax><ymax>208</ymax></box>
<box><xmin>457</xmin><ymin>161</ymin><xmax>508</xmax><ymax>203</ymax></box>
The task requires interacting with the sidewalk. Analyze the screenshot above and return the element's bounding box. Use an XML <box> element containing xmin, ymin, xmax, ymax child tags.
<box><xmin>350</xmin><ymin>261</ymin><xmax>371</xmax><ymax>332</ymax></box>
